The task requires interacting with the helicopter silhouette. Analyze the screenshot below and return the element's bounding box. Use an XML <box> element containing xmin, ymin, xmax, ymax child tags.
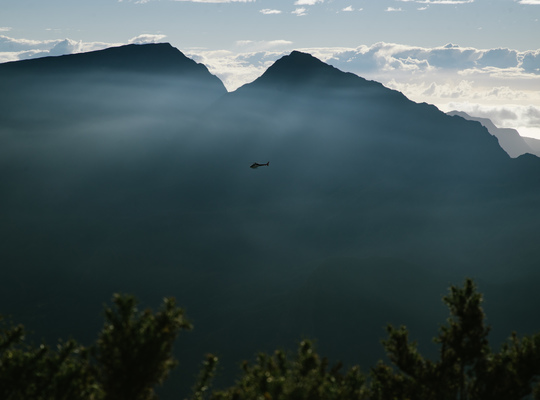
<box><xmin>250</xmin><ymin>162</ymin><xmax>269</xmax><ymax>169</ymax></box>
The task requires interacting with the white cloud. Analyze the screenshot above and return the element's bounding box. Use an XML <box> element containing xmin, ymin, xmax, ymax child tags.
<box><xmin>122</xmin><ymin>0</ymin><xmax>255</xmax><ymax>2</ymax></box>
<box><xmin>386</xmin><ymin>7</ymin><xmax>403</xmax><ymax>11</ymax></box>
<box><xmin>172</xmin><ymin>0</ymin><xmax>255</xmax><ymax>2</ymax></box>
<box><xmin>234</xmin><ymin>40</ymin><xmax>293</xmax><ymax>52</ymax></box>
<box><xmin>187</xmin><ymin>49</ymin><xmax>285</xmax><ymax>91</ymax></box>
<box><xmin>295</xmin><ymin>0</ymin><xmax>323</xmax><ymax>4</ymax></box>
<box><xmin>292</xmin><ymin>7</ymin><xmax>307</xmax><ymax>15</ymax></box>
<box><xmin>342</xmin><ymin>6</ymin><xmax>354</xmax><ymax>11</ymax></box>
<box><xmin>0</xmin><ymin>35</ymin><xmax>120</xmax><ymax>62</ymax></box>
<box><xmin>418</xmin><ymin>0</ymin><xmax>473</xmax><ymax>3</ymax></box>
<box><xmin>441</xmin><ymin>103</ymin><xmax>540</xmax><ymax>136</ymax></box>
<box><xmin>387</xmin><ymin>79</ymin><xmax>533</xmax><ymax>103</ymax></box>
<box><xmin>400</xmin><ymin>0</ymin><xmax>473</xmax><ymax>3</ymax></box>
<box><xmin>0</xmin><ymin>27</ymin><xmax>12</xmax><ymax>32</ymax></box>
<box><xmin>260</xmin><ymin>8</ymin><xmax>282</xmax><ymax>14</ymax></box>
<box><xmin>128</xmin><ymin>34</ymin><xmax>167</xmax><ymax>44</ymax></box>
<box><xmin>518</xmin><ymin>0</ymin><xmax>540</xmax><ymax>4</ymax></box>
<box><xmin>521</xmin><ymin>49</ymin><xmax>540</xmax><ymax>73</ymax></box>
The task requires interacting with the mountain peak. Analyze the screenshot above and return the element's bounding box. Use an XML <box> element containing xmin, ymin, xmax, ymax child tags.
<box><xmin>0</xmin><ymin>42</ymin><xmax>218</xmax><ymax>80</ymax></box>
<box><xmin>236</xmin><ymin>50</ymin><xmax>379</xmax><ymax>95</ymax></box>
<box><xmin>256</xmin><ymin>50</ymin><xmax>348</xmax><ymax>86</ymax></box>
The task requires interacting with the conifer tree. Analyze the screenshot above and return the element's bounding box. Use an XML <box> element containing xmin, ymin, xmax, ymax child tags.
<box><xmin>0</xmin><ymin>317</ymin><xmax>100</xmax><ymax>400</ymax></box>
<box><xmin>94</xmin><ymin>294</ymin><xmax>192</xmax><ymax>400</ymax></box>
<box><xmin>206</xmin><ymin>340</ymin><xmax>369</xmax><ymax>400</ymax></box>
<box><xmin>370</xmin><ymin>278</ymin><xmax>540</xmax><ymax>400</ymax></box>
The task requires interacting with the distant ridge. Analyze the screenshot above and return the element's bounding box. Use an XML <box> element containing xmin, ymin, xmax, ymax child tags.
<box><xmin>447</xmin><ymin>110</ymin><xmax>537</xmax><ymax>158</ymax></box>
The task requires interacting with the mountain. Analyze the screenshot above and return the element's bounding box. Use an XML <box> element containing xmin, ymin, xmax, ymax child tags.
<box><xmin>447</xmin><ymin>110</ymin><xmax>537</xmax><ymax>158</ymax></box>
<box><xmin>0</xmin><ymin>43</ymin><xmax>226</xmax><ymax>128</ymax></box>
<box><xmin>523</xmin><ymin>136</ymin><xmax>540</xmax><ymax>154</ymax></box>
<box><xmin>3</xmin><ymin>46</ymin><xmax>540</xmax><ymax>398</ymax></box>
<box><xmin>0</xmin><ymin>42</ymin><xmax>222</xmax><ymax>77</ymax></box>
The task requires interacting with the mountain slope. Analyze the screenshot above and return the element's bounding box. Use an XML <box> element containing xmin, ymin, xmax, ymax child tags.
<box><xmin>0</xmin><ymin>43</ymin><xmax>227</xmax><ymax>127</ymax></box>
<box><xmin>203</xmin><ymin>50</ymin><xmax>540</xmax><ymax>278</ymax></box>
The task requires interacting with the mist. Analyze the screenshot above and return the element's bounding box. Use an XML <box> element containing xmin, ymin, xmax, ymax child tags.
<box><xmin>2</xmin><ymin>45</ymin><xmax>540</xmax><ymax>397</ymax></box>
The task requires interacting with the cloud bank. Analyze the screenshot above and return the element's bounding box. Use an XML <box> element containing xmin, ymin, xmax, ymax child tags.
<box><xmin>0</xmin><ymin>34</ymin><xmax>166</xmax><ymax>63</ymax></box>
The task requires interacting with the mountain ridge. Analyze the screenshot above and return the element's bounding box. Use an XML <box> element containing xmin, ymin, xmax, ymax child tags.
<box><xmin>0</xmin><ymin>42</ymin><xmax>221</xmax><ymax>81</ymax></box>
<box><xmin>447</xmin><ymin>110</ymin><xmax>537</xmax><ymax>158</ymax></box>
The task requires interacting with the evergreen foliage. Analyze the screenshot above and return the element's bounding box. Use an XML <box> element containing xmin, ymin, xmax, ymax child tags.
<box><xmin>0</xmin><ymin>295</ymin><xmax>191</xmax><ymax>400</ymax></box>
<box><xmin>0</xmin><ymin>317</ymin><xmax>100</xmax><ymax>400</ymax></box>
<box><xmin>1</xmin><ymin>279</ymin><xmax>540</xmax><ymax>399</ymax></box>
<box><xmin>94</xmin><ymin>294</ymin><xmax>192</xmax><ymax>400</ymax></box>
<box><xmin>208</xmin><ymin>340</ymin><xmax>369</xmax><ymax>400</ymax></box>
<box><xmin>370</xmin><ymin>278</ymin><xmax>540</xmax><ymax>400</ymax></box>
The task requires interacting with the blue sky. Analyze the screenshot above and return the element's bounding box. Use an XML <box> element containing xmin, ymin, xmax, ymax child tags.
<box><xmin>2</xmin><ymin>0</ymin><xmax>539</xmax><ymax>50</ymax></box>
<box><xmin>1</xmin><ymin>0</ymin><xmax>540</xmax><ymax>137</ymax></box>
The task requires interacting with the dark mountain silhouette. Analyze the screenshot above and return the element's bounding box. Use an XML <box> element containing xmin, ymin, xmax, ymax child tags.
<box><xmin>447</xmin><ymin>110</ymin><xmax>537</xmax><ymax>158</ymax></box>
<box><xmin>0</xmin><ymin>42</ymin><xmax>222</xmax><ymax>78</ymax></box>
<box><xmin>0</xmin><ymin>43</ymin><xmax>226</xmax><ymax>128</ymax></box>
<box><xmin>2</xmin><ymin>45</ymin><xmax>540</xmax><ymax>398</ymax></box>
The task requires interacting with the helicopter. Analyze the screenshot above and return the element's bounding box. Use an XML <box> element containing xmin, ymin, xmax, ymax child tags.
<box><xmin>250</xmin><ymin>162</ymin><xmax>269</xmax><ymax>169</ymax></box>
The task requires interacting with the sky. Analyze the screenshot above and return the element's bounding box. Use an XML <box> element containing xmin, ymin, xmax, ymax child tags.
<box><xmin>1</xmin><ymin>0</ymin><xmax>540</xmax><ymax>137</ymax></box>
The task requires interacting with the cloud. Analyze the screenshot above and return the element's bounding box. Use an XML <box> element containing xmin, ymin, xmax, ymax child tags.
<box><xmin>187</xmin><ymin>49</ymin><xmax>285</xmax><ymax>91</ymax></box>
<box><xmin>517</xmin><ymin>0</ymin><xmax>540</xmax><ymax>4</ymax></box>
<box><xmin>260</xmin><ymin>8</ymin><xmax>282</xmax><ymax>14</ymax></box>
<box><xmin>319</xmin><ymin>42</ymin><xmax>540</xmax><ymax>76</ymax></box>
<box><xmin>418</xmin><ymin>0</ymin><xmax>473</xmax><ymax>3</ymax></box>
<box><xmin>292</xmin><ymin>7</ymin><xmax>307</xmax><ymax>15</ymax></box>
<box><xmin>386</xmin><ymin>7</ymin><xmax>403</xmax><ymax>11</ymax></box>
<box><xmin>442</xmin><ymin>103</ymin><xmax>540</xmax><ymax>136</ymax></box>
<box><xmin>122</xmin><ymin>0</ymin><xmax>255</xmax><ymax>2</ymax></box>
<box><xmin>400</xmin><ymin>0</ymin><xmax>473</xmax><ymax>3</ymax></box>
<box><xmin>342</xmin><ymin>6</ymin><xmax>354</xmax><ymax>11</ymax></box>
<box><xmin>48</xmin><ymin>39</ymin><xmax>84</xmax><ymax>56</ymax></box>
<box><xmin>295</xmin><ymin>0</ymin><xmax>323</xmax><ymax>4</ymax></box>
<box><xmin>0</xmin><ymin>27</ymin><xmax>12</xmax><ymax>32</ymax></box>
<box><xmin>521</xmin><ymin>50</ymin><xmax>540</xmax><ymax>73</ymax></box>
<box><xmin>128</xmin><ymin>34</ymin><xmax>167</xmax><ymax>44</ymax></box>
<box><xmin>0</xmin><ymin>35</ymin><xmax>120</xmax><ymax>62</ymax></box>
<box><xmin>234</xmin><ymin>40</ymin><xmax>293</xmax><ymax>53</ymax></box>
<box><xmin>388</xmin><ymin>79</ymin><xmax>531</xmax><ymax>103</ymax></box>
<box><xmin>172</xmin><ymin>0</ymin><xmax>255</xmax><ymax>2</ymax></box>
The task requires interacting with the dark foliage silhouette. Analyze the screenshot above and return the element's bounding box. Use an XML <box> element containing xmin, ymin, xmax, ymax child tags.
<box><xmin>4</xmin><ymin>280</ymin><xmax>539</xmax><ymax>399</ymax></box>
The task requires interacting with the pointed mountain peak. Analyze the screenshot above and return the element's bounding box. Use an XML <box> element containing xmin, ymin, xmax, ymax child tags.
<box><xmin>236</xmin><ymin>50</ymin><xmax>383</xmax><ymax>95</ymax></box>
<box><xmin>256</xmin><ymin>50</ymin><xmax>347</xmax><ymax>85</ymax></box>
